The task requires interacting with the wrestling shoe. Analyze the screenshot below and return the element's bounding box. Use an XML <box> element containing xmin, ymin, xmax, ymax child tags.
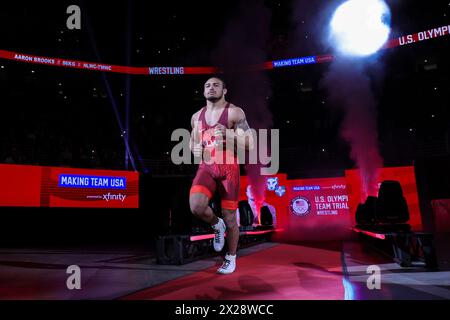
<box><xmin>212</xmin><ymin>218</ymin><xmax>226</xmax><ymax>252</ymax></box>
<box><xmin>217</xmin><ymin>253</ymin><xmax>236</xmax><ymax>274</ymax></box>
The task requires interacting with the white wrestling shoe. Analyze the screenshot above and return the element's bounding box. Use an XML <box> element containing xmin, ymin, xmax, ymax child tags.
<box><xmin>217</xmin><ymin>253</ymin><xmax>236</xmax><ymax>274</ymax></box>
<box><xmin>212</xmin><ymin>218</ymin><xmax>226</xmax><ymax>252</ymax></box>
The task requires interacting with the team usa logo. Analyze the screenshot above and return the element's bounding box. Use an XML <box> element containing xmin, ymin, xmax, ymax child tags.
<box><xmin>275</xmin><ymin>185</ymin><xmax>286</xmax><ymax>197</ymax></box>
<box><xmin>290</xmin><ymin>196</ymin><xmax>311</xmax><ymax>216</ymax></box>
<box><xmin>266</xmin><ymin>177</ymin><xmax>279</xmax><ymax>191</ymax></box>
<box><xmin>267</xmin><ymin>177</ymin><xmax>286</xmax><ymax>197</ymax></box>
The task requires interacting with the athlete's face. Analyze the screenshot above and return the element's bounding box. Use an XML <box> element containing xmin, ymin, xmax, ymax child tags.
<box><xmin>204</xmin><ymin>78</ymin><xmax>226</xmax><ymax>102</ymax></box>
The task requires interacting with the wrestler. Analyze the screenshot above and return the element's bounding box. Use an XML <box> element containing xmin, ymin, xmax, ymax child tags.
<box><xmin>189</xmin><ymin>76</ymin><xmax>253</xmax><ymax>274</ymax></box>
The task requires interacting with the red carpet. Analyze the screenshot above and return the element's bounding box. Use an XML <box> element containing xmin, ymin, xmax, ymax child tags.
<box><xmin>123</xmin><ymin>243</ymin><xmax>345</xmax><ymax>300</ymax></box>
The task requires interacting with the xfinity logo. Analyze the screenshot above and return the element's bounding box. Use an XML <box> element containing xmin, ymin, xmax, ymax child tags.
<box><xmin>103</xmin><ymin>193</ymin><xmax>126</xmax><ymax>202</ymax></box>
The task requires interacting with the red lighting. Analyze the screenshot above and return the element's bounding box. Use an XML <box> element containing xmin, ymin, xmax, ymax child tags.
<box><xmin>352</xmin><ymin>227</ymin><xmax>386</xmax><ymax>240</ymax></box>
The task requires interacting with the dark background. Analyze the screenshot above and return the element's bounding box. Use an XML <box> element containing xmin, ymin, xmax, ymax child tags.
<box><xmin>0</xmin><ymin>0</ymin><xmax>448</xmax><ymax>247</ymax></box>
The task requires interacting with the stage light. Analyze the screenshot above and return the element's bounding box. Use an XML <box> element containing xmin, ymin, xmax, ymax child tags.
<box><xmin>329</xmin><ymin>0</ymin><xmax>391</xmax><ymax>57</ymax></box>
<box><xmin>260</xmin><ymin>206</ymin><xmax>273</xmax><ymax>226</ymax></box>
<box><xmin>376</xmin><ymin>180</ymin><xmax>410</xmax><ymax>224</ymax></box>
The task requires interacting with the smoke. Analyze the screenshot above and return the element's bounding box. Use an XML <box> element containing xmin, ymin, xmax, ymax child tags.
<box><xmin>322</xmin><ymin>57</ymin><xmax>383</xmax><ymax>199</ymax></box>
<box><xmin>289</xmin><ymin>0</ymin><xmax>384</xmax><ymax>198</ymax></box>
<box><xmin>212</xmin><ymin>0</ymin><xmax>273</xmax><ymax>203</ymax></box>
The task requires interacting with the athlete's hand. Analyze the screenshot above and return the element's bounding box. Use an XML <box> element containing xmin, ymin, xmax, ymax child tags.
<box><xmin>192</xmin><ymin>143</ymin><xmax>203</xmax><ymax>158</ymax></box>
<box><xmin>214</xmin><ymin>124</ymin><xmax>227</xmax><ymax>139</ymax></box>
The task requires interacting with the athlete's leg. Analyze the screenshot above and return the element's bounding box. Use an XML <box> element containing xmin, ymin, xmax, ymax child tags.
<box><xmin>222</xmin><ymin>208</ymin><xmax>239</xmax><ymax>255</ymax></box>
<box><xmin>217</xmin><ymin>206</ymin><xmax>239</xmax><ymax>274</ymax></box>
<box><xmin>190</xmin><ymin>167</ymin><xmax>226</xmax><ymax>252</ymax></box>
<box><xmin>217</xmin><ymin>164</ymin><xmax>240</xmax><ymax>274</ymax></box>
<box><xmin>189</xmin><ymin>168</ymin><xmax>218</xmax><ymax>225</ymax></box>
<box><xmin>189</xmin><ymin>192</ymin><xmax>218</xmax><ymax>225</ymax></box>
<box><xmin>219</xmin><ymin>163</ymin><xmax>240</xmax><ymax>255</ymax></box>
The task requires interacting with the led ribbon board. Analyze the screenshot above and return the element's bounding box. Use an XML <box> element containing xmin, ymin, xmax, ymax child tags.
<box><xmin>0</xmin><ymin>24</ymin><xmax>448</xmax><ymax>75</ymax></box>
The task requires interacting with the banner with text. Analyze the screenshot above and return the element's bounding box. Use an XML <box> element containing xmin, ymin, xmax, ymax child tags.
<box><xmin>0</xmin><ymin>164</ymin><xmax>139</xmax><ymax>208</ymax></box>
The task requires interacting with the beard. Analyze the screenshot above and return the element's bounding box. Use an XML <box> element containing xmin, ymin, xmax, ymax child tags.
<box><xmin>206</xmin><ymin>93</ymin><xmax>223</xmax><ymax>103</ymax></box>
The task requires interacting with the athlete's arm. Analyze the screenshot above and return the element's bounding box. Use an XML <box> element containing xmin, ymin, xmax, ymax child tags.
<box><xmin>189</xmin><ymin>114</ymin><xmax>195</xmax><ymax>151</ymax></box>
<box><xmin>232</xmin><ymin>107</ymin><xmax>254</xmax><ymax>151</ymax></box>
<box><xmin>190</xmin><ymin>112</ymin><xmax>202</xmax><ymax>157</ymax></box>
